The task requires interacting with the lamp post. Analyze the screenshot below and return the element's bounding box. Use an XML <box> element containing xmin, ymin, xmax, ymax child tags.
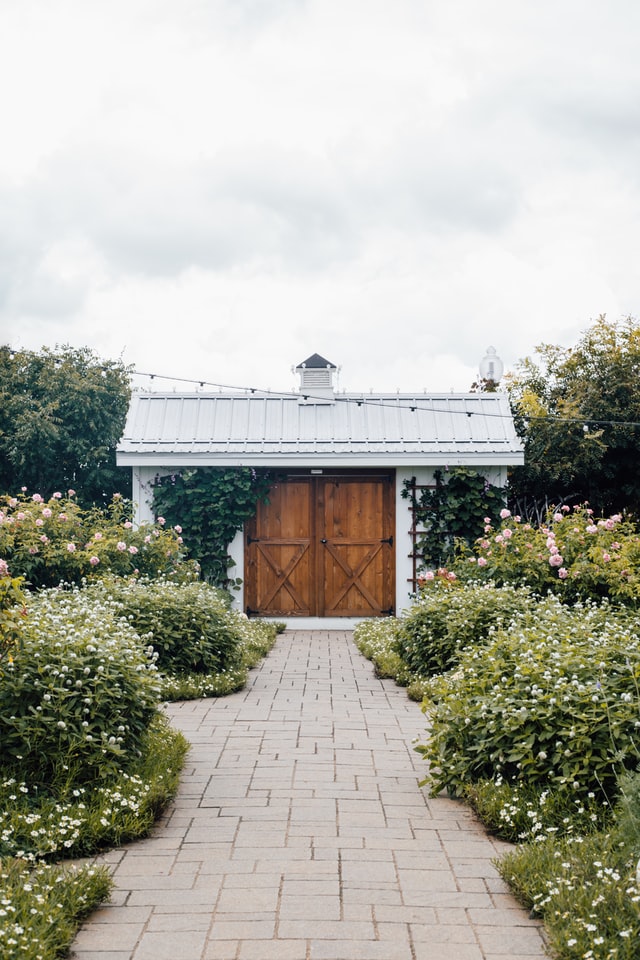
<box><xmin>479</xmin><ymin>346</ymin><xmax>504</xmax><ymax>391</ymax></box>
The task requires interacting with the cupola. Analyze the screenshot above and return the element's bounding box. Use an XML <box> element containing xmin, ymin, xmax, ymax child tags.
<box><xmin>294</xmin><ymin>353</ymin><xmax>339</xmax><ymax>403</ymax></box>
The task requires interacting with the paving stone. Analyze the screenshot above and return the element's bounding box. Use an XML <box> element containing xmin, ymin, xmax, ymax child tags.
<box><xmin>71</xmin><ymin>631</ymin><xmax>546</xmax><ymax>960</ymax></box>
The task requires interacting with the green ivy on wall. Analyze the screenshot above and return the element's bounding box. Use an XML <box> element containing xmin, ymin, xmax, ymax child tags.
<box><xmin>152</xmin><ymin>467</ymin><xmax>274</xmax><ymax>587</ymax></box>
<box><xmin>402</xmin><ymin>468</ymin><xmax>504</xmax><ymax>569</ymax></box>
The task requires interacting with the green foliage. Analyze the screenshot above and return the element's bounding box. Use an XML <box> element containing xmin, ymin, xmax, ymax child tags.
<box><xmin>0</xmin><ymin>714</ymin><xmax>188</xmax><ymax>860</ymax></box>
<box><xmin>461</xmin><ymin>504</ymin><xmax>640</xmax><ymax>604</ymax></box>
<box><xmin>353</xmin><ymin>618</ymin><xmax>414</xmax><ymax>686</ymax></box>
<box><xmin>416</xmin><ymin>597</ymin><xmax>640</xmax><ymax>804</ymax></box>
<box><xmin>157</xmin><ymin>615</ymin><xmax>281</xmax><ymax>699</ymax></box>
<box><xmin>402</xmin><ymin>469</ymin><xmax>504</xmax><ymax>567</ymax></box>
<box><xmin>90</xmin><ymin>576</ymin><xmax>245</xmax><ymax>676</ymax></box>
<box><xmin>0</xmin><ymin>586</ymin><xmax>161</xmax><ymax>787</ymax></box>
<box><xmin>0</xmin><ymin>491</ymin><xmax>185</xmax><ymax>589</ymax></box>
<box><xmin>464</xmin><ymin>779</ymin><xmax>609</xmax><ymax>845</ymax></box>
<box><xmin>498</xmin><ymin>823</ymin><xmax>640</xmax><ymax>959</ymax></box>
<box><xmin>397</xmin><ymin>579</ymin><xmax>536</xmax><ymax>677</ymax></box>
<box><xmin>0</xmin><ymin>344</ymin><xmax>132</xmax><ymax>507</ymax></box>
<box><xmin>0</xmin><ymin>858</ymin><xmax>113</xmax><ymax>960</ymax></box>
<box><xmin>507</xmin><ymin>315</ymin><xmax>640</xmax><ymax>517</ymax></box>
<box><xmin>0</xmin><ymin>563</ymin><xmax>27</xmax><ymax>667</ymax></box>
<box><xmin>152</xmin><ymin>467</ymin><xmax>274</xmax><ymax>586</ymax></box>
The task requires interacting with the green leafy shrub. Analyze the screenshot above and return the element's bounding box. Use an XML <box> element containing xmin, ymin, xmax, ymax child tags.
<box><xmin>0</xmin><ymin>561</ymin><xmax>27</xmax><ymax>668</ymax></box>
<box><xmin>397</xmin><ymin>579</ymin><xmax>537</xmax><ymax>677</ymax></box>
<box><xmin>0</xmin><ymin>586</ymin><xmax>160</xmax><ymax>787</ymax></box>
<box><xmin>0</xmin><ymin>491</ymin><xmax>185</xmax><ymax>589</ymax></box>
<box><xmin>89</xmin><ymin>576</ymin><xmax>245</xmax><ymax>676</ymax></box>
<box><xmin>417</xmin><ymin>597</ymin><xmax>640</xmax><ymax>804</ymax></box>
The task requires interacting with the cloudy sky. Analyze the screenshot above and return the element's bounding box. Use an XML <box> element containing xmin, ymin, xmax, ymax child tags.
<box><xmin>2</xmin><ymin>0</ymin><xmax>639</xmax><ymax>395</ymax></box>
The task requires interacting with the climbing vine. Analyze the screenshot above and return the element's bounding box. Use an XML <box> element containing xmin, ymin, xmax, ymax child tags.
<box><xmin>402</xmin><ymin>468</ymin><xmax>504</xmax><ymax>569</ymax></box>
<box><xmin>152</xmin><ymin>468</ymin><xmax>274</xmax><ymax>587</ymax></box>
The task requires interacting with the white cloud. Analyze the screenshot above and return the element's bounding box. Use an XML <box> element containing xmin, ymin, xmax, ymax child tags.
<box><xmin>2</xmin><ymin>0</ymin><xmax>639</xmax><ymax>394</ymax></box>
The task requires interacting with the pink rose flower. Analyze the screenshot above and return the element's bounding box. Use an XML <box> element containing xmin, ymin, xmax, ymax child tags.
<box><xmin>116</xmin><ymin>541</ymin><xmax>127</xmax><ymax>551</ymax></box>
<box><xmin>477</xmin><ymin>557</ymin><xmax>488</xmax><ymax>567</ymax></box>
<box><xmin>89</xmin><ymin>556</ymin><xmax>100</xmax><ymax>566</ymax></box>
<box><xmin>42</xmin><ymin>508</ymin><xmax>52</xmax><ymax>518</ymax></box>
<box><xmin>549</xmin><ymin>553</ymin><xmax>564</xmax><ymax>567</ymax></box>
<box><xmin>558</xmin><ymin>567</ymin><xmax>568</xmax><ymax>579</ymax></box>
<box><xmin>66</xmin><ymin>543</ymin><xmax>76</xmax><ymax>552</ymax></box>
<box><xmin>500</xmin><ymin>508</ymin><xmax>511</xmax><ymax>519</ymax></box>
<box><xmin>128</xmin><ymin>545</ymin><xmax>138</xmax><ymax>555</ymax></box>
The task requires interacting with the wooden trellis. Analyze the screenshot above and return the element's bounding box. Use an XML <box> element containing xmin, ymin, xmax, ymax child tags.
<box><xmin>404</xmin><ymin>476</ymin><xmax>437</xmax><ymax>594</ymax></box>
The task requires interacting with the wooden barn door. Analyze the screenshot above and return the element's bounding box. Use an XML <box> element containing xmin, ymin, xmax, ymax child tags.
<box><xmin>245</xmin><ymin>472</ymin><xmax>395</xmax><ymax>617</ymax></box>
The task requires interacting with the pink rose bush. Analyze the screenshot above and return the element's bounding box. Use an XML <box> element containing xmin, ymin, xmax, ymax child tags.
<box><xmin>452</xmin><ymin>504</ymin><xmax>640</xmax><ymax>604</ymax></box>
<box><xmin>0</xmin><ymin>491</ymin><xmax>187</xmax><ymax>589</ymax></box>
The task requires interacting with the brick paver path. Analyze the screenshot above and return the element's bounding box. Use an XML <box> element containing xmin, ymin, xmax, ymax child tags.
<box><xmin>71</xmin><ymin>631</ymin><xmax>546</xmax><ymax>960</ymax></box>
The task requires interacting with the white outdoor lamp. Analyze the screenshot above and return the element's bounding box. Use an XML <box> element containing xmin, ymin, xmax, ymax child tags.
<box><xmin>479</xmin><ymin>346</ymin><xmax>504</xmax><ymax>387</ymax></box>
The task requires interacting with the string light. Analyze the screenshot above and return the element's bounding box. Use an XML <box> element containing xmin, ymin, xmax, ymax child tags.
<box><xmin>128</xmin><ymin>369</ymin><xmax>640</xmax><ymax>429</ymax></box>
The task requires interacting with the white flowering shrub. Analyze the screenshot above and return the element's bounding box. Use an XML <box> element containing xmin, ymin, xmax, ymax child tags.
<box><xmin>0</xmin><ymin>586</ymin><xmax>160</xmax><ymax>786</ymax></box>
<box><xmin>418</xmin><ymin>599</ymin><xmax>640</xmax><ymax>804</ymax></box>
<box><xmin>87</xmin><ymin>576</ymin><xmax>245</xmax><ymax>676</ymax></box>
<box><xmin>397</xmin><ymin>579</ymin><xmax>538</xmax><ymax>677</ymax></box>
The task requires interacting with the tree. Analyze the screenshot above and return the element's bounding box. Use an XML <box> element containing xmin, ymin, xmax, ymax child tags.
<box><xmin>0</xmin><ymin>345</ymin><xmax>132</xmax><ymax>506</ymax></box>
<box><xmin>506</xmin><ymin>316</ymin><xmax>640</xmax><ymax>517</ymax></box>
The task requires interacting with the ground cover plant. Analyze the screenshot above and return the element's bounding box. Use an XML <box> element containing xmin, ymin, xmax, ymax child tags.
<box><xmin>0</xmin><ymin>857</ymin><xmax>113</xmax><ymax>960</ymax></box>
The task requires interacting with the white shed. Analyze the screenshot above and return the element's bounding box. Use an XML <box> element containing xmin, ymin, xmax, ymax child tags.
<box><xmin>117</xmin><ymin>354</ymin><xmax>524</xmax><ymax>626</ymax></box>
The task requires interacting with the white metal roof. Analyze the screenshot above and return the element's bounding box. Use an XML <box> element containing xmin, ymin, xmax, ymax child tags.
<box><xmin>117</xmin><ymin>390</ymin><xmax>524</xmax><ymax>467</ymax></box>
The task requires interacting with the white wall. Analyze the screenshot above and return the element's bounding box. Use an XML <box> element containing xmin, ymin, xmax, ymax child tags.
<box><xmin>129</xmin><ymin>463</ymin><xmax>509</xmax><ymax>619</ymax></box>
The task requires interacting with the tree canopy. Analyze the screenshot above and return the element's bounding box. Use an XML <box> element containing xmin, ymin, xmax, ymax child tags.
<box><xmin>506</xmin><ymin>316</ymin><xmax>640</xmax><ymax>518</ymax></box>
<box><xmin>0</xmin><ymin>345</ymin><xmax>132</xmax><ymax>507</ymax></box>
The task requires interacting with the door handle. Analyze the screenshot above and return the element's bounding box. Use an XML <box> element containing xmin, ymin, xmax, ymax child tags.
<box><xmin>320</xmin><ymin>539</ymin><xmax>327</xmax><ymax>544</ymax></box>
